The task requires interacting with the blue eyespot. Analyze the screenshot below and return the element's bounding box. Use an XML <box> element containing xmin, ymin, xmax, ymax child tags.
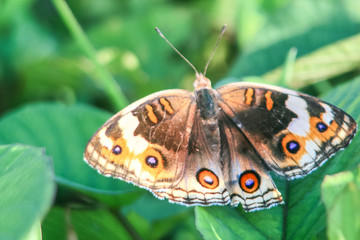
<box><xmin>203</xmin><ymin>176</ymin><xmax>214</xmax><ymax>185</ymax></box>
<box><xmin>145</xmin><ymin>156</ymin><xmax>158</xmax><ymax>168</ymax></box>
<box><xmin>316</xmin><ymin>122</ymin><xmax>328</xmax><ymax>133</ymax></box>
<box><xmin>245</xmin><ymin>179</ymin><xmax>255</xmax><ymax>189</ymax></box>
<box><xmin>112</xmin><ymin>145</ymin><xmax>122</xmax><ymax>155</ymax></box>
<box><xmin>286</xmin><ymin>140</ymin><xmax>300</xmax><ymax>154</ymax></box>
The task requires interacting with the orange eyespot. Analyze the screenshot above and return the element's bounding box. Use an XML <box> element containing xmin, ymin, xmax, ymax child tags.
<box><xmin>196</xmin><ymin>169</ymin><xmax>219</xmax><ymax>189</ymax></box>
<box><xmin>239</xmin><ymin>171</ymin><xmax>260</xmax><ymax>193</ymax></box>
<box><xmin>281</xmin><ymin>134</ymin><xmax>305</xmax><ymax>158</ymax></box>
<box><xmin>138</xmin><ymin>147</ymin><xmax>164</xmax><ymax>171</ymax></box>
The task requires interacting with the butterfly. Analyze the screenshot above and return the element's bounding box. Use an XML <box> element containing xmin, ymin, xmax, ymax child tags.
<box><xmin>84</xmin><ymin>26</ymin><xmax>357</xmax><ymax>212</ymax></box>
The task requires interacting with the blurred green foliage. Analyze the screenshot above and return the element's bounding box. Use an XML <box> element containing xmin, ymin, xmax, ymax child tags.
<box><xmin>322</xmin><ymin>166</ymin><xmax>360</xmax><ymax>240</ymax></box>
<box><xmin>0</xmin><ymin>0</ymin><xmax>359</xmax><ymax>239</ymax></box>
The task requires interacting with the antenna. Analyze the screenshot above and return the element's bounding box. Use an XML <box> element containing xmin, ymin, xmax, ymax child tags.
<box><xmin>203</xmin><ymin>24</ymin><xmax>227</xmax><ymax>76</ymax></box>
<box><xmin>155</xmin><ymin>27</ymin><xmax>198</xmax><ymax>75</ymax></box>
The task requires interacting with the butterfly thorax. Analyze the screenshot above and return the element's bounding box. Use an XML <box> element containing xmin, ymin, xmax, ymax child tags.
<box><xmin>195</xmin><ymin>88</ymin><xmax>218</xmax><ymax>120</ymax></box>
<box><xmin>193</xmin><ymin>73</ymin><xmax>211</xmax><ymax>90</ymax></box>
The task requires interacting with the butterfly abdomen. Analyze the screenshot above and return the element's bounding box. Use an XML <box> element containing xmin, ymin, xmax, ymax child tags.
<box><xmin>194</xmin><ymin>88</ymin><xmax>221</xmax><ymax>153</ymax></box>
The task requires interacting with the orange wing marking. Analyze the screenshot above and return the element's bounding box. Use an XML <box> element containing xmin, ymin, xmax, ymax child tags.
<box><xmin>245</xmin><ymin>88</ymin><xmax>254</xmax><ymax>105</ymax></box>
<box><xmin>145</xmin><ymin>104</ymin><xmax>158</xmax><ymax>124</ymax></box>
<box><xmin>265</xmin><ymin>91</ymin><xmax>274</xmax><ymax>111</ymax></box>
<box><xmin>159</xmin><ymin>98</ymin><xmax>174</xmax><ymax>114</ymax></box>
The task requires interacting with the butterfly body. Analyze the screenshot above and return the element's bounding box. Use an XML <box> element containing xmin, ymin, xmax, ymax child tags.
<box><xmin>84</xmin><ymin>73</ymin><xmax>357</xmax><ymax>211</ymax></box>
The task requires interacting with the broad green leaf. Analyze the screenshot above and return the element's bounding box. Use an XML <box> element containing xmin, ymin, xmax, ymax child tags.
<box><xmin>173</xmin><ymin>215</ymin><xmax>203</xmax><ymax>240</ymax></box>
<box><xmin>124</xmin><ymin>205</ymin><xmax>198</xmax><ymax>240</ymax></box>
<box><xmin>321</xmin><ymin>166</ymin><xmax>360</xmax><ymax>240</ymax></box>
<box><xmin>234</xmin><ymin>0</ymin><xmax>292</xmax><ymax>48</ymax></box>
<box><xmin>263</xmin><ymin>34</ymin><xmax>360</xmax><ymax>89</ymax></box>
<box><xmin>0</xmin><ymin>103</ymin><xmax>141</xmax><ymax>206</ymax></box>
<box><xmin>230</xmin><ymin>0</ymin><xmax>360</xmax><ymax>80</ymax></box>
<box><xmin>196</xmin><ymin>77</ymin><xmax>360</xmax><ymax>240</ymax></box>
<box><xmin>42</xmin><ymin>206</ymin><xmax>132</xmax><ymax>240</ymax></box>
<box><xmin>0</xmin><ymin>144</ymin><xmax>55</xmax><ymax>240</ymax></box>
<box><xmin>0</xmin><ymin>0</ymin><xmax>33</xmax><ymax>26</ymax></box>
<box><xmin>122</xmin><ymin>193</ymin><xmax>188</xmax><ymax>222</ymax></box>
<box><xmin>24</xmin><ymin>221</ymin><xmax>42</xmax><ymax>240</ymax></box>
<box><xmin>196</xmin><ymin>207</ymin><xmax>277</xmax><ymax>240</ymax></box>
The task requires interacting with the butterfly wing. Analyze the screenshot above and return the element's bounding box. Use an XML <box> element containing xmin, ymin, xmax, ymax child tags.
<box><xmin>219</xmin><ymin>112</ymin><xmax>283</xmax><ymax>211</ymax></box>
<box><xmin>154</xmin><ymin>96</ymin><xmax>284</xmax><ymax>210</ymax></box>
<box><xmin>85</xmin><ymin>81</ymin><xmax>356</xmax><ymax>210</ymax></box>
<box><xmin>154</xmin><ymin>107</ymin><xmax>231</xmax><ymax>206</ymax></box>
<box><xmin>217</xmin><ymin>82</ymin><xmax>357</xmax><ymax>179</ymax></box>
<box><xmin>85</xmin><ymin>88</ymin><xmax>233</xmax><ymax>206</ymax></box>
<box><xmin>84</xmin><ymin>90</ymin><xmax>194</xmax><ymax>190</ymax></box>
<box><xmin>152</xmin><ymin>87</ymin><xmax>283</xmax><ymax>210</ymax></box>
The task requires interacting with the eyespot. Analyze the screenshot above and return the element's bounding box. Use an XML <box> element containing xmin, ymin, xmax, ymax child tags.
<box><xmin>112</xmin><ymin>145</ymin><xmax>122</xmax><ymax>155</ymax></box>
<box><xmin>239</xmin><ymin>170</ymin><xmax>260</xmax><ymax>193</ymax></box>
<box><xmin>196</xmin><ymin>168</ymin><xmax>219</xmax><ymax>189</ymax></box>
<box><xmin>286</xmin><ymin>140</ymin><xmax>300</xmax><ymax>154</ymax></box>
<box><xmin>145</xmin><ymin>156</ymin><xmax>158</xmax><ymax>168</ymax></box>
<box><xmin>316</xmin><ymin>121</ymin><xmax>328</xmax><ymax>133</ymax></box>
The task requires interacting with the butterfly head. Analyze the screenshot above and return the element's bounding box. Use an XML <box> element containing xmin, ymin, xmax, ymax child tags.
<box><xmin>194</xmin><ymin>73</ymin><xmax>211</xmax><ymax>90</ymax></box>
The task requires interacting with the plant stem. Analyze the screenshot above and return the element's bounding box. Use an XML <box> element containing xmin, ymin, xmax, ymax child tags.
<box><xmin>280</xmin><ymin>47</ymin><xmax>298</xmax><ymax>87</ymax></box>
<box><xmin>110</xmin><ymin>208</ymin><xmax>143</xmax><ymax>240</ymax></box>
<box><xmin>51</xmin><ymin>0</ymin><xmax>129</xmax><ymax>110</ymax></box>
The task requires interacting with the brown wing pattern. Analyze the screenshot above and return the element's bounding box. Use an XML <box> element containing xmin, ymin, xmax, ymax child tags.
<box><xmin>84</xmin><ymin>80</ymin><xmax>356</xmax><ymax>211</ymax></box>
<box><xmin>218</xmin><ymin>112</ymin><xmax>283</xmax><ymax>211</ymax></box>
<box><xmin>84</xmin><ymin>90</ymin><xmax>195</xmax><ymax>189</ymax></box>
<box><xmin>217</xmin><ymin>82</ymin><xmax>357</xmax><ymax>179</ymax></box>
<box><xmin>154</xmin><ymin>108</ymin><xmax>231</xmax><ymax>206</ymax></box>
<box><xmin>154</xmin><ymin>105</ymin><xmax>284</xmax><ymax>210</ymax></box>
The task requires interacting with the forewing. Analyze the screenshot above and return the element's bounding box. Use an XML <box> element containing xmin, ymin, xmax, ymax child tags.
<box><xmin>84</xmin><ymin>90</ymin><xmax>194</xmax><ymax>190</ymax></box>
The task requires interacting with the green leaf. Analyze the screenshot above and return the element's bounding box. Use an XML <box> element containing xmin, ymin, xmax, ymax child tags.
<box><xmin>24</xmin><ymin>221</ymin><xmax>42</xmax><ymax>240</ymax></box>
<box><xmin>196</xmin><ymin>207</ymin><xmax>277</xmax><ymax>240</ymax></box>
<box><xmin>122</xmin><ymin>193</ymin><xmax>189</xmax><ymax>222</ymax></box>
<box><xmin>173</xmin><ymin>215</ymin><xmax>203</xmax><ymax>240</ymax></box>
<box><xmin>42</xmin><ymin>206</ymin><xmax>132</xmax><ymax>240</ymax></box>
<box><xmin>321</xmin><ymin>166</ymin><xmax>360</xmax><ymax>240</ymax></box>
<box><xmin>124</xmin><ymin>205</ymin><xmax>196</xmax><ymax>240</ymax></box>
<box><xmin>196</xmin><ymin>77</ymin><xmax>360</xmax><ymax>240</ymax></box>
<box><xmin>263</xmin><ymin>34</ymin><xmax>360</xmax><ymax>89</ymax></box>
<box><xmin>230</xmin><ymin>0</ymin><xmax>360</xmax><ymax>79</ymax></box>
<box><xmin>0</xmin><ymin>103</ymin><xmax>140</xmax><ymax>206</ymax></box>
<box><xmin>0</xmin><ymin>144</ymin><xmax>55</xmax><ymax>240</ymax></box>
